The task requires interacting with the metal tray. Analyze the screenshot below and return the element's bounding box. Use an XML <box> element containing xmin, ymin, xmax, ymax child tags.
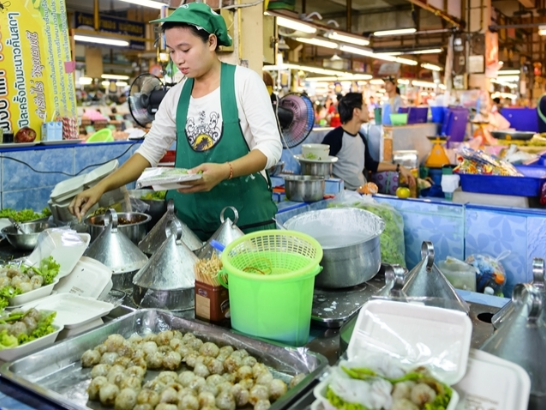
<box><xmin>0</xmin><ymin>309</ymin><xmax>328</xmax><ymax>410</ymax></box>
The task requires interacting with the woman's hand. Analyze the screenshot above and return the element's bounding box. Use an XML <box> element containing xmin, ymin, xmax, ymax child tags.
<box><xmin>177</xmin><ymin>163</ymin><xmax>230</xmax><ymax>194</ymax></box>
<box><xmin>69</xmin><ymin>186</ymin><xmax>104</xmax><ymax>221</ymax></box>
<box><xmin>399</xmin><ymin>165</ymin><xmax>416</xmax><ymax>186</ymax></box>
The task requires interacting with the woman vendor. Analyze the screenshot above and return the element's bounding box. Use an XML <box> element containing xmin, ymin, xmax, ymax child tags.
<box><xmin>69</xmin><ymin>3</ymin><xmax>282</xmax><ymax>240</ymax></box>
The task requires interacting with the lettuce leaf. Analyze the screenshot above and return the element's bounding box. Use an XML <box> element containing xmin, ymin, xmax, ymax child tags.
<box><xmin>326</xmin><ymin>386</ymin><xmax>368</xmax><ymax>410</ymax></box>
<box><xmin>0</xmin><ymin>329</ymin><xmax>18</xmax><ymax>350</ymax></box>
<box><xmin>17</xmin><ymin>311</ymin><xmax>56</xmax><ymax>345</ymax></box>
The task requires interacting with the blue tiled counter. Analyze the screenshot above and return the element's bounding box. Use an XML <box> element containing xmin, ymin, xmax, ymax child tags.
<box><xmin>0</xmin><ymin>141</ymin><xmax>142</xmax><ymax>210</ymax></box>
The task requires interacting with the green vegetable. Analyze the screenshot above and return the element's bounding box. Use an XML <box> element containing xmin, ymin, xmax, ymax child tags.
<box><xmin>328</xmin><ymin>201</ymin><xmax>406</xmax><ymax>267</ymax></box>
<box><xmin>305</xmin><ymin>153</ymin><xmax>318</xmax><ymax>159</ymax></box>
<box><xmin>17</xmin><ymin>311</ymin><xmax>56</xmax><ymax>345</ymax></box>
<box><xmin>0</xmin><ymin>207</ymin><xmax>51</xmax><ymax>222</ymax></box>
<box><xmin>0</xmin><ymin>330</ymin><xmax>18</xmax><ymax>350</ymax></box>
<box><xmin>326</xmin><ymin>386</ymin><xmax>368</xmax><ymax>410</ymax></box>
<box><xmin>0</xmin><ymin>298</ymin><xmax>8</xmax><ymax>312</ymax></box>
<box><xmin>19</xmin><ymin>256</ymin><xmax>60</xmax><ymax>285</ymax></box>
<box><xmin>141</xmin><ymin>191</ymin><xmax>167</xmax><ymax>201</ymax></box>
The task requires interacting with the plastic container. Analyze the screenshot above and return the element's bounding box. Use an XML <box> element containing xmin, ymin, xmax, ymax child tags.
<box><xmin>220</xmin><ymin>230</ymin><xmax>323</xmax><ymax>346</ymax></box>
<box><xmin>389</xmin><ymin>113</ymin><xmax>408</xmax><ymax>126</ymax></box>
<box><xmin>458</xmin><ymin>165</ymin><xmax>546</xmax><ymax>197</ymax></box>
<box><xmin>431</xmin><ymin>106</ymin><xmax>447</xmax><ymax>123</ymax></box>
<box><xmin>86</xmin><ymin>129</ymin><xmax>113</xmax><ymax>143</ymax></box>
<box><xmin>0</xmin><ymin>325</ymin><xmax>63</xmax><ymax>362</ymax></box>
<box><xmin>374</xmin><ymin>107</ymin><xmax>382</xmax><ymax>124</ymax></box>
<box><xmin>195</xmin><ymin>280</ymin><xmax>230</xmax><ymax>324</ymax></box>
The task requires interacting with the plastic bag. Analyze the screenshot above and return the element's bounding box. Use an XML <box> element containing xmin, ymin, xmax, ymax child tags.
<box><xmin>129</xmin><ymin>197</ymin><xmax>150</xmax><ymax>214</ymax></box>
<box><xmin>465</xmin><ymin>252</ymin><xmax>508</xmax><ymax>296</ymax></box>
<box><xmin>97</xmin><ymin>186</ymin><xmax>131</xmax><ymax>213</ymax></box>
<box><xmin>328</xmin><ymin>192</ymin><xmax>406</xmax><ymax>267</ymax></box>
<box><xmin>438</xmin><ymin>256</ymin><xmax>477</xmax><ymax>292</ymax></box>
<box><xmin>136</xmin><ymin>167</ymin><xmax>202</xmax><ymax>190</ymax></box>
<box><xmin>454</xmin><ymin>146</ymin><xmax>522</xmax><ymax>176</ymax></box>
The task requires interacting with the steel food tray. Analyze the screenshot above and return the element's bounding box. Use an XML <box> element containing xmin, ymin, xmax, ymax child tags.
<box><xmin>0</xmin><ymin>309</ymin><xmax>328</xmax><ymax>410</ymax></box>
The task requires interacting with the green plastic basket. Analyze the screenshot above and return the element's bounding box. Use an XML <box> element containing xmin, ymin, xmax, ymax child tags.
<box><xmin>221</xmin><ymin>230</ymin><xmax>323</xmax><ymax>280</ymax></box>
<box><xmin>219</xmin><ymin>230</ymin><xmax>323</xmax><ymax>346</ymax></box>
<box><xmin>390</xmin><ymin>113</ymin><xmax>408</xmax><ymax>126</ymax></box>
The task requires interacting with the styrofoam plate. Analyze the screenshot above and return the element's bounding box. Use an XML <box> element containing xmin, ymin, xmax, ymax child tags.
<box><xmin>21</xmin><ymin>293</ymin><xmax>114</xmax><ymax>329</ymax></box>
<box><xmin>83</xmin><ymin>160</ymin><xmax>118</xmax><ymax>188</ymax></box>
<box><xmin>8</xmin><ymin>278</ymin><xmax>60</xmax><ymax>306</ymax></box>
<box><xmin>55</xmin><ymin>256</ymin><xmax>113</xmax><ymax>299</ymax></box>
<box><xmin>313</xmin><ymin>373</ymin><xmax>460</xmax><ymax>410</ymax></box>
<box><xmin>348</xmin><ymin>300</ymin><xmax>472</xmax><ymax>385</ymax></box>
<box><xmin>25</xmin><ymin>230</ymin><xmax>91</xmax><ymax>279</ymax></box>
<box><xmin>50</xmin><ymin>174</ymin><xmax>85</xmax><ymax>202</ymax></box>
<box><xmin>454</xmin><ymin>349</ymin><xmax>530</xmax><ymax>410</ymax></box>
<box><xmin>0</xmin><ymin>325</ymin><xmax>63</xmax><ymax>362</ymax></box>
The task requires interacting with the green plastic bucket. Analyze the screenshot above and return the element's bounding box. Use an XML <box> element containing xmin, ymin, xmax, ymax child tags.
<box><xmin>220</xmin><ymin>230</ymin><xmax>323</xmax><ymax>346</ymax></box>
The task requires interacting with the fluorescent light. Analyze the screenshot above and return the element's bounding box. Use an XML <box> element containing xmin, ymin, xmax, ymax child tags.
<box><xmin>295</xmin><ymin>37</ymin><xmax>338</xmax><ymax>49</ymax></box>
<box><xmin>263</xmin><ymin>64</ymin><xmax>349</xmax><ymax>77</ymax></box>
<box><xmin>79</xmin><ymin>77</ymin><xmax>93</xmax><ymax>85</ymax></box>
<box><xmin>421</xmin><ymin>63</ymin><xmax>443</xmax><ymax>71</ymax></box>
<box><xmin>373</xmin><ymin>28</ymin><xmax>416</xmax><ymax>37</ymax></box>
<box><xmin>341</xmin><ymin>46</ymin><xmax>398</xmax><ymax>62</ymax></box>
<box><xmin>101</xmin><ymin>81</ymin><xmax>129</xmax><ymax>87</ymax></box>
<box><xmin>380</xmin><ymin>48</ymin><xmax>443</xmax><ymax>56</ymax></box>
<box><xmin>118</xmin><ymin>0</ymin><xmax>167</xmax><ymax>9</ymax></box>
<box><xmin>439</xmin><ymin>84</ymin><xmax>446</xmax><ymax>90</ymax></box>
<box><xmin>540</xmin><ymin>25</ymin><xmax>546</xmax><ymax>35</ymax></box>
<box><xmin>412</xmin><ymin>80</ymin><xmax>436</xmax><ymax>87</ymax></box>
<box><xmin>498</xmin><ymin>70</ymin><xmax>520</xmax><ymax>75</ymax></box>
<box><xmin>75</xmin><ymin>35</ymin><xmax>129</xmax><ymax>47</ymax></box>
<box><xmin>305</xmin><ymin>74</ymin><xmax>373</xmax><ymax>82</ymax></box>
<box><xmin>101</xmin><ymin>74</ymin><xmax>130</xmax><ymax>80</ymax></box>
<box><xmin>397</xmin><ymin>79</ymin><xmax>410</xmax><ymax>85</ymax></box>
<box><xmin>370</xmin><ymin>79</ymin><xmax>385</xmax><ymax>85</ymax></box>
<box><xmin>325</xmin><ymin>31</ymin><xmax>369</xmax><ymax>46</ymax></box>
<box><xmin>494</xmin><ymin>75</ymin><xmax>519</xmax><ymax>82</ymax></box>
<box><xmin>395</xmin><ymin>57</ymin><xmax>418</xmax><ymax>66</ymax></box>
<box><xmin>276</xmin><ymin>16</ymin><xmax>316</xmax><ymax>34</ymax></box>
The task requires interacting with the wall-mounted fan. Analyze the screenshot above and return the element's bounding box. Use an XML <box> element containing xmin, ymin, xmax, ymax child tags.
<box><xmin>128</xmin><ymin>74</ymin><xmax>170</xmax><ymax>128</ymax></box>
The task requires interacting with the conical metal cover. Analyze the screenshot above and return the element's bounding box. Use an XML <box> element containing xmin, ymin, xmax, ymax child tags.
<box><xmin>138</xmin><ymin>200</ymin><xmax>203</xmax><ymax>255</ymax></box>
<box><xmin>83</xmin><ymin>209</ymin><xmax>148</xmax><ymax>289</ymax></box>
<box><xmin>196</xmin><ymin>206</ymin><xmax>244</xmax><ymax>259</ymax></box>
<box><xmin>132</xmin><ymin>219</ymin><xmax>199</xmax><ymax>310</ymax></box>
<box><xmin>375</xmin><ymin>265</ymin><xmax>407</xmax><ymax>298</ymax></box>
<box><xmin>401</xmin><ymin>241</ymin><xmax>469</xmax><ymax>313</ymax></box>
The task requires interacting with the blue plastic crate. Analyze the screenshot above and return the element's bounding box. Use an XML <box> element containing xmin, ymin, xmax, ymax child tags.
<box><xmin>458</xmin><ymin>166</ymin><xmax>546</xmax><ymax>197</ymax></box>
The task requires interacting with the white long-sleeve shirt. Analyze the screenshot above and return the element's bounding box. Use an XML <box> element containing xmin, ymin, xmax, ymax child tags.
<box><xmin>136</xmin><ymin>65</ymin><xmax>282</xmax><ymax>169</ymax></box>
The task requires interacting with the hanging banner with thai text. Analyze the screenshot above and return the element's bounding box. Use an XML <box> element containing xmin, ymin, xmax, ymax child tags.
<box><xmin>0</xmin><ymin>0</ymin><xmax>77</xmax><ymax>138</ymax></box>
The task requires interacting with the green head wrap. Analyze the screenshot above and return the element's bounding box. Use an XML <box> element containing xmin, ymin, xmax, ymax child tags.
<box><xmin>151</xmin><ymin>3</ymin><xmax>232</xmax><ymax>47</ymax></box>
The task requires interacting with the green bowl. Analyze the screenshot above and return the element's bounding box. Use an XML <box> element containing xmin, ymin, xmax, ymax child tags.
<box><xmin>390</xmin><ymin>113</ymin><xmax>408</xmax><ymax>126</ymax></box>
<box><xmin>86</xmin><ymin>129</ymin><xmax>113</xmax><ymax>143</ymax></box>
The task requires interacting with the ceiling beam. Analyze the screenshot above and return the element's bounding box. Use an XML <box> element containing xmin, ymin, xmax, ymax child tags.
<box><xmin>404</xmin><ymin>0</ymin><xmax>465</xmax><ymax>28</ymax></box>
<box><xmin>518</xmin><ymin>0</ymin><xmax>535</xmax><ymax>7</ymax></box>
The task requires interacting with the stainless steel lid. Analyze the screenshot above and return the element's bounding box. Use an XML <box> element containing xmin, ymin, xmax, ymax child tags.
<box><xmin>492</xmin><ymin>258</ymin><xmax>545</xmax><ymax>330</ymax></box>
<box><xmin>83</xmin><ymin>209</ymin><xmax>149</xmax><ymax>275</ymax></box>
<box><xmin>481</xmin><ymin>283</ymin><xmax>546</xmax><ymax>407</ymax></box>
<box><xmin>401</xmin><ymin>241</ymin><xmax>470</xmax><ymax>313</ymax></box>
<box><xmin>196</xmin><ymin>206</ymin><xmax>244</xmax><ymax>259</ymax></box>
<box><xmin>133</xmin><ymin>219</ymin><xmax>198</xmax><ymax>291</ymax></box>
<box><xmin>375</xmin><ymin>264</ymin><xmax>407</xmax><ymax>297</ymax></box>
<box><xmin>138</xmin><ymin>200</ymin><xmax>203</xmax><ymax>255</ymax></box>
<box><xmin>132</xmin><ymin>219</ymin><xmax>199</xmax><ymax>310</ymax></box>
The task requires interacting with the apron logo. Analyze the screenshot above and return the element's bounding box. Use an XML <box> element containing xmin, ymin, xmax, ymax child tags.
<box><xmin>186</xmin><ymin>110</ymin><xmax>222</xmax><ymax>152</ymax></box>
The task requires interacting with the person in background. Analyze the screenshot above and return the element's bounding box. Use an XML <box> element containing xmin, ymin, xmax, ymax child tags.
<box><xmin>329</xmin><ymin>94</ymin><xmax>342</xmax><ymax>128</ymax></box>
<box><xmin>367</xmin><ymin>96</ymin><xmax>378</xmax><ymax>115</ymax></box>
<box><xmin>321</xmin><ymin>92</ymin><xmax>415</xmax><ymax>191</ymax></box>
<box><xmin>384</xmin><ymin>76</ymin><xmax>403</xmax><ymax>114</ymax></box>
<box><xmin>492</xmin><ymin>97</ymin><xmax>502</xmax><ymax>111</ymax></box>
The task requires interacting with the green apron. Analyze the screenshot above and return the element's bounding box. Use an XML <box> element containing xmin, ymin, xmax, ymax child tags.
<box><xmin>167</xmin><ymin>63</ymin><xmax>277</xmax><ymax>241</ymax></box>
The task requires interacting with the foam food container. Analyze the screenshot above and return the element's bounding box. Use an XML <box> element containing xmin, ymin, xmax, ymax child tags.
<box><xmin>55</xmin><ymin>256</ymin><xmax>112</xmax><ymax>299</ymax></box>
<box><xmin>0</xmin><ymin>325</ymin><xmax>63</xmax><ymax>362</ymax></box>
<box><xmin>453</xmin><ymin>349</ymin><xmax>530</xmax><ymax>410</ymax></box>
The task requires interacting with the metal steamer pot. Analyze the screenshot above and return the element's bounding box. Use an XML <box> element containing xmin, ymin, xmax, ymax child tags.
<box><xmin>300</xmin><ymin>161</ymin><xmax>332</xmax><ymax>178</ymax></box>
<box><xmin>284</xmin><ymin>208</ymin><xmax>384</xmax><ymax>288</ymax></box>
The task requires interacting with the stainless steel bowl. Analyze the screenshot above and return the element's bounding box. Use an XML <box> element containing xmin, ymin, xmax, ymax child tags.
<box><xmin>85</xmin><ymin>212</ymin><xmax>151</xmax><ymax>244</ymax></box>
<box><xmin>300</xmin><ymin>161</ymin><xmax>332</xmax><ymax>177</ymax></box>
<box><xmin>1</xmin><ymin>221</ymin><xmax>51</xmax><ymax>251</ymax></box>
<box><xmin>283</xmin><ymin>175</ymin><xmax>325</xmax><ymax>202</ymax></box>
<box><xmin>128</xmin><ymin>189</ymin><xmax>167</xmax><ymax>229</ymax></box>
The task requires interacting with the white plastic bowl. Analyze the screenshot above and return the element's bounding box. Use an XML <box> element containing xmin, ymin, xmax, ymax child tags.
<box><xmin>0</xmin><ymin>325</ymin><xmax>63</xmax><ymax>362</ymax></box>
<box><xmin>302</xmin><ymin>144</ymin><xmax>330</xmax><ymax>161</ymax></box>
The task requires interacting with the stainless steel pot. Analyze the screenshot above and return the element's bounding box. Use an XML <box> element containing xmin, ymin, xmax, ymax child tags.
<box><xmin>85</xmin><ymin>212</ymin><xmax>151</xmax><ymax>244</ymax></box>
<box><xmin>283</xmin><ymin>175</ymin><xmax>325</xmax><ymax>202</ymax></box>
<box><xmin>300</xmin><ymin>161</ymin><xmax>332</xmax><ymax>177</ymax></box>
<box><xmin>284</xmin><ymin>208</ymin><xmax>385</xmax><ymax>288</ymax></box>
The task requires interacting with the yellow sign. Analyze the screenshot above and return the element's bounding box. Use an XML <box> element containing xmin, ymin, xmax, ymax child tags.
<box><xmin>0</xmin><ymin>0</ymin><xmax>77</xmax><ymax>138</ymax></box>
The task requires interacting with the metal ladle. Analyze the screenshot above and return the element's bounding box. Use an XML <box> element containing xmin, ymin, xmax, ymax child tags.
<box><xmin>8</xmin><ymin>217</ymin><xmax>24</xmax><ymax>234</ymax></box>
